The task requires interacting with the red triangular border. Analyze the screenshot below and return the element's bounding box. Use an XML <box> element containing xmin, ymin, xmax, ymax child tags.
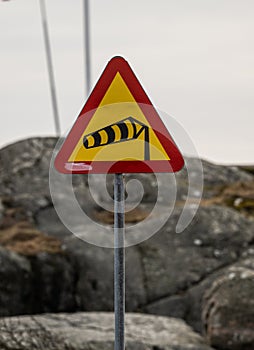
<box><xmin>55</xmin><ymin>56</ymin><xmax>184</xmax><ymax>174</ymax></box>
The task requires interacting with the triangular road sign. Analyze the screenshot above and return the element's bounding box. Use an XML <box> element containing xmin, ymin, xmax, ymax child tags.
<box><xmin>55</xmin><ymin>56</ymin><xmax>184</xmax><ymax>174</ymax></box>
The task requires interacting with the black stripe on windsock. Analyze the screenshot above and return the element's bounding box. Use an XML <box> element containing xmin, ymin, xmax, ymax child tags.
<box><xmin>103</xmin><ymin>126</ymin><xmax>115</xmax><ymax>144</ymax></box>
<box><xmin>117</xmin><ymin>122</ymin><xmax>129</xmax><ymax>140</ymax></box>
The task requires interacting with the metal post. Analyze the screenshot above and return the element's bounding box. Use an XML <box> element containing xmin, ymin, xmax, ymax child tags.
<box><xmin>39</xmin><ymin>0</ymin><xmax>61</xmax><ymax>136</ymax></box>
<box><xmin>83</xmin><ymin>0</ymin><xmax>91</xmax><ymax>95</ymax></box>
<box><xmin>114</xmin><ymin>173</ymin><xmax>125</xmax><ymax>350</ymax></box>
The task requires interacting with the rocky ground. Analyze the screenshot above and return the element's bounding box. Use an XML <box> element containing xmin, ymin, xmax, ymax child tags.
<box><xmin>0</xmin><ymin>313</ymin><xmax>214</xmax><ymax>350</ymax></box>
<box><xmin>0</xmin><ymin>137</ymin><xmax>254</xmax><ymax>349</ymax></box>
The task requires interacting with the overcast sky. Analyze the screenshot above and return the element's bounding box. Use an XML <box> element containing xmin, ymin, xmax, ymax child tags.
<box><xmin>0</xmin><ymin>0</ymin><xmax>253</xmax><ymax>164</ymax></box>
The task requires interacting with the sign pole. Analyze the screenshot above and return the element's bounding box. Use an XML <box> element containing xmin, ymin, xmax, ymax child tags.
<box><xmin>54</xmin><ymin>55</ymin><xmax>185</xmax><ymax>348</ymax></box>
<box><xmin>114</xmin><ymin>173</ymin><xmax>125</xmax><ymax>350</ymax></box>
<box><xmin>39</xmin><ymin>0</ymin><xmax>61</xmax><ymax>136</ymax></box>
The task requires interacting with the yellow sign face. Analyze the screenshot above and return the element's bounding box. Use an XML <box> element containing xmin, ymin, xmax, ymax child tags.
<box><xmin>69</xmin><ymin>73</ymin><xmax>170</xmax><ymax>162</ymax></box>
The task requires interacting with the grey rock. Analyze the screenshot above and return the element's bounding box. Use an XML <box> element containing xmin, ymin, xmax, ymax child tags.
<box><xmin>0</xmin><ymin>137</ymin><xmax>254</xmax><ymax>349</ymax></box>
<box><xmin>160</xmin><ymin>157</ymin><xmax>253</xmax><ymax>201</ymax></box>
<box><xmin>145</xmin><ymin>294</ymin><xmax>188</xmax><ymax>319</ymax></box>
<box><xmin>67</xmin><ymin>238</ymin><xmax>115</xmax><ymax>312</ymax></box>
<box><xmin>140</xmin><ymin>205</ymin><xmax>254</xmax><ymax>303</ymax></box>
<box><xmin>239</xmin><ymin>165</ymin><xmax>254</xmax><ymax>176</ymax></box>
<box><xmin>140</xmin><ymin>205</ymin><xmax>254</xmax><ymax>335</ymax></box>
<box><xmin>93</xmin><ymin>173</ymin><xmax>158</xmax><ymax>204</ymax></box>
<box><xmin>0</xmin><ymin>312</ymin><xmax>215</xmax><ymax>350</ymax></box>
<box><xmin>0</xmin><ymin>138</ymin><xmax>57</xmax><ymax>215</ymax></box>
<box><xmin>28</xmin><ymin>253</ymin><xmax>77</xmax><ymax>313</ymax></box>
<box><xmin>0</xmin><ymin>247</ymin><xmax>33</xmax><ymax>316</ymax></box>
<box><xmin>202</xmin><ymin>265</ymin><xmax>254</xmax><ymax>349</ymax></box>
<box><xmin>35</xmin><ymin>206</ymin><xmax>71</xmax><ymax>239</ymax></box>
<box><xmin>0</xmin><ymin>137</ymin><xmax>93</xmax><ymax>223</ymax></box>
<box><xmin>201</xmin><ymin>160</ymin><xmax>253</xmax><ymax>198</ymax></box>
<box><xmin>0</xmin><ymin>137</ymin><xmax>251</xmax><ymax>218</ymax></box>
<box><xmin>65</xmin><ymin>236</ymin><xmax>146</xmax><ymax>312</ymax></box>
<box><xmin>0</xmin><ymin>198</ymin><xmax>4</xmax><ymax>221</ymax></box>
<box><xmin>62</xmin><ymin>204</ymin><xmax>254</xmax><ymax>331</ymax></box>
<box><xmin>184</xmin><ymin>257</ymin><xmax>254</xmax><ymax>333</ymax></box>
<box><xmin>0</xmin><ymin>246</ymin><xmax>76</xmax><ymax>316</ymax></box>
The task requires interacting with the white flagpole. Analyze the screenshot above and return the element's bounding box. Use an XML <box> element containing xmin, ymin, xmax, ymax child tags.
<box><xmin>83</xmin><ymin>0</ymin><xmax>91</xmax><ymax>96</ymax></box>
<box><xmin>39</xmin><ymin>0</ymin><xmax>61</xmax><ymax>136</ymax></box>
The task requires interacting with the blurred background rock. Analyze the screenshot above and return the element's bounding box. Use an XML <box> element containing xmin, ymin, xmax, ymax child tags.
<box><xmin>0</xmin><ymin>137</ymin><xmax>253</xmax><ymax>349</ymax></box>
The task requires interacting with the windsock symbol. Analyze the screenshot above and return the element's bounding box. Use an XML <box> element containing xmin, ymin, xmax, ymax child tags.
<box><xmin>83</xmin><ymin>116</ymin><xmax>150</xmax><ymax>160</ymax></box>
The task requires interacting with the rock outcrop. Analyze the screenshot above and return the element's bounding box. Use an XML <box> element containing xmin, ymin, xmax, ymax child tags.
<box><xmin>202</xmin><ymin>262</ymin><xmax>254</xmax><ymax>349</ymax></box>
<box><xmin>0</xmin><ymin>312</ymin><xmax>215</xmax><ymax>350</ymax></box>
<box><xmin>0</xmin><ymin>137</ymin><xmax>254</xmax><ymax>350</ymax></box>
